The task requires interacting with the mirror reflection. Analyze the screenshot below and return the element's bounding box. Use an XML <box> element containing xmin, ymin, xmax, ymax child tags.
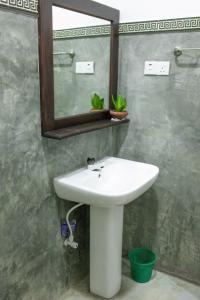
<box><xmin>52</xmin><ymin>6</ymin><xmax>111</xmax><ymax>119</ymax></box>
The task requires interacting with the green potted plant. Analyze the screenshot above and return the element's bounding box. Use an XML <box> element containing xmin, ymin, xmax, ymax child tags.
<box><xmin>91</xmin><ymin>93</ymin><xmax>104</xmax><ymax>111</ymax></box>
<box><xmin>110</xmin><ymin>95</ymin><xmax>128</xmax><ymax>120</ymax></box>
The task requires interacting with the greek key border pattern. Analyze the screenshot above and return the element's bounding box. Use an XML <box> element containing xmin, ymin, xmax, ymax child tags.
<box><xmin>54</xmin><ymin>17</ymin><xmax>200</xmax><ymax>39</ymax></box>
<box><xmin>53</xmin><ymin>25</ymin><xmax>111</xmax><ymax>39</ymax></box>
<box><xmin>119</xmin><ymin>18</ymin><xmax>200</xmax><ymax>34</ymax></box>
<box><xmin>0</xmin><ymin>0</ymin><xmax>38</xmax><ymax>13</ymax></box>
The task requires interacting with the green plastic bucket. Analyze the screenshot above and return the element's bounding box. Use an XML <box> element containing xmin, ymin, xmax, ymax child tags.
<box><xmin>128</xmin><ymin>248</ymin><xmax>156</xmax><ymax>283</ymax></box>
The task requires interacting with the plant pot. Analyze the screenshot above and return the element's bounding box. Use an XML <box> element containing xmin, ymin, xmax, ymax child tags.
<box><xmin>90</xmin><ymin>108</ymin><xmax>104</xmax><ymax>112</ymax></box>
<box><xmin>110</xmin><ymin>110</ymin><xmax>128</xmax><ymax>120</ymax></box>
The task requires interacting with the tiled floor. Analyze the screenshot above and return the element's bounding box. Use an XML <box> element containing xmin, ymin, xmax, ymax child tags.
<box><xmin>60</xmin><ymin>271</ymin><xmax>200</xmax><ymax>300</ymax></box>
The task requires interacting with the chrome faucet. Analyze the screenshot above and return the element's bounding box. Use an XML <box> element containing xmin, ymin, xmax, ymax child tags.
<box><xmin>87</xmin><ymin>157</ymin><xmax>104</xmax><ymax>177</ymax></box>
<box><xmin>87</xmin><ymin>157</ymin><xmax>96</xmax><ymax>169</ymax></box>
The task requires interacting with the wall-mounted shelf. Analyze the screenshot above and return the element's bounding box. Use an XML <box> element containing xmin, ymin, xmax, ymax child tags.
<box><xmin>44</xmin><ymin>119</ymin><xmax>129</xmax><ymax>139</ymax></box>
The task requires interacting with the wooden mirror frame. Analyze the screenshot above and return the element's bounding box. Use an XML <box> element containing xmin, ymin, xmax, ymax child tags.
<box><xmin>38</xmin><ymin>0</ymin><xmax>125</xmax><ymax>139</ymax></box>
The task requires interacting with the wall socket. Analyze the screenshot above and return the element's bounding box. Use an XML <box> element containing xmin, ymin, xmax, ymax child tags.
<box><xmin>76</xmin><ymin>61</ymin><xmax>95</xmax><ymax>74</ymax></box>
<box><xmin>144</xmin><ymin>61</ymin><xmax>170</xmax><ymax>76</ymax></box>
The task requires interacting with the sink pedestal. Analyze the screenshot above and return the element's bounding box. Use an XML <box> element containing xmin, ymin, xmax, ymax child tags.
<box><xmin>90</xmin><ymin>206</ymin><xmax>124</xmax><ymax>298</ymax></box>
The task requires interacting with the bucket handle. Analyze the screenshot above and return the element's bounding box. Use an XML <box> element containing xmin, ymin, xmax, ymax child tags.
<box><xmin>128</xmin><ymin>252</ymin><xmax>159</xmax><ymax>264</ymax></box>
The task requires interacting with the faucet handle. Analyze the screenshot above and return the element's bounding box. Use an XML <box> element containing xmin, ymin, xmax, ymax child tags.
<box><xmin>87</xmin><ymin>157</ymin><xmax>95</xmax><ymax>165</ymax></box>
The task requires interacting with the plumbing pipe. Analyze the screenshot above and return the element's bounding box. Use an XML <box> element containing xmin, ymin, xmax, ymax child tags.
<box><xmin>64</xmin><ymin>203</ymin><xmax>84</xmax><ymax>249</ymax></box>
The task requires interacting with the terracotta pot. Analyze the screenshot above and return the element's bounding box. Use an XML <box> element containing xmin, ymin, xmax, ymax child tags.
<box><xmin>90</xmin><ymin>108</ymin><xmax>104</xmax><ymax>112</ymax></box>
<box><xmin>110</xmin><ymin>110</ymin><xmax>128</xmax><ymax>120</ymax></box>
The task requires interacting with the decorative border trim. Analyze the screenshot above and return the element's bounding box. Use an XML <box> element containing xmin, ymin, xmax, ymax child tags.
<box><xmin>119</xmin><ymin>17</ymin><xmax>200</xmax><ymax>34</ymax></box>
<box><xmin>53</xmin><ymin>17</ymin><xmax>200</xmax><ymax>39</ymax></box>
<box><xmin>53</xmin><ymin>25</ymin><xmax>111</xmax><ymax>39</ymax></box>
<box><xmin>0</xmin><ymin>0</ymin><xmax>38</xmax><ymax>14</ymax></box>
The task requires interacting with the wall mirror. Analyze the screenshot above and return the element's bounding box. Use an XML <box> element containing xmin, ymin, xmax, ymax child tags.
<box><xmin>39</xmin><ymin>0</ymin><xmax>125</xmax><ymax>139</ymax></box>
<box><xmin>52</xmin><ymin>7</ymin><xmax>111</xmax><ymax>119</ymax></box>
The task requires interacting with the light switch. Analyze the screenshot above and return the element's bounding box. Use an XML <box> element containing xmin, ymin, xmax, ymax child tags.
<box><xmin>144</xmin><ymin>61</ymin><xmax>170</xmax><ymax>76</ymax></box>
<box><xmin>76</xmin><ymin>61</ymin><xmax>94</xmax><ymax>74</ymax></box>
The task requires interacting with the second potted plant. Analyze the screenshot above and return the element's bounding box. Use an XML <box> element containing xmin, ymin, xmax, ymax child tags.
<box><xmin>110</xmin><ymin>95</ymin><xmax>128</xmax><ymax>120</ymax></box>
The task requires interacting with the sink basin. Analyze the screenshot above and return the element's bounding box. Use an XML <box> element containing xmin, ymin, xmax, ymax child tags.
<box><xmin>54</xmin><ymin>157</ymin><xmax>159</xmax><ymax>299</ymax></box>
<box><xmin>54</xmin><ymin>157</ymin><xmax>159</xmax><ymax>207</ymax></box>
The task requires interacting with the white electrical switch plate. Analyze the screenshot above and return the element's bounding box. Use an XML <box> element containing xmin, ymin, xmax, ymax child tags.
<box><xmin>144</xmin><ymin>61</ymin><xmax>170</xmax><ymax>76</ymax></box>
<box><xmin>76</xmin><ymin>61</ymin><xmax>94</xmax><ymax>74</ymax></box>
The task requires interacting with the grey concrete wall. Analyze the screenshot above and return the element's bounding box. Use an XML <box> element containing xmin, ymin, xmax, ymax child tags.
<box><xmin>0</xmin><ymin>8</ymin><xmax>114</xmax><ymax>300</ymax></box>
<box><xmin>53</xmin><ymin>36</ymin><xmax>110</xmax><ymax>118</ymax></box>
<box><xmin>117</xmin><ymin>32</ymin><xmax>200</xmax><ymax>284</ymax></box>
<box><xmin>1</xmin><ymin>5</ymin><xmax>200</xmax><ymax>300</ymax></box>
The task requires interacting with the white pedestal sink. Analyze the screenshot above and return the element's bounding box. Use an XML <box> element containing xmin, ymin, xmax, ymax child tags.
<box><xmin>54</xmin><ymin>157</ymin><xmax>159</xmax><ymax>298</ymax></box>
